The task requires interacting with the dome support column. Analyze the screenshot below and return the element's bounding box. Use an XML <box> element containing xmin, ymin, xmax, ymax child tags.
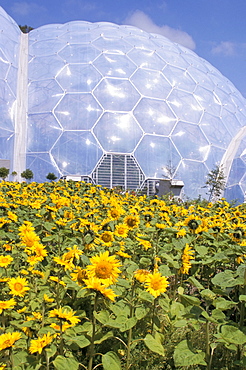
<box><xmin>13</xmin><ymin>32</ymin><xmax>28</xmax><ymax>182</ymax></box>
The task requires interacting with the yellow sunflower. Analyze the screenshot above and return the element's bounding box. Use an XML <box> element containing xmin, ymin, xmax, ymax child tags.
<box><xmin>83</xmin><ymin>277</ymin><xmax>117</xmax><ymax>301</ymax></box>
<box><xmin>86</xmin><ymin>251</ymin><xmax>121</xmax><ymax>286</ymax></box>
<box><xmin>8</xmin><ymin>277</ymin><xmax>30</xmax><ymax>297</ymax></box>
<box><xmin>100</xmin><ymin>231</ymin><xmax>114</xmax><ymax>246</ymax></box>
<box><xmin>0</xmin><ymin>255</ymin><xmax>13</xmax><ymax>268</ymax></box>
<box><xmin>49</xmin><ymin>307</ymin><xmax>80</xmax><ymax>326</ymax></box>
<box><xmin>144</xmin><ymin>271</ymin><xmax>169</xmax><ymax>298</ymax></box>
<box><xmin>124</xmin><ymin>215</ymin><xmax>140</xmax><ymax>229</ymax></box>
<box><xmin>134</xmin><ymin>269</ymin><xmax>150</xmax><ymax>283</ymax></box>
<box><xmin>29</xmin><ymin>332</ymin><xmax>53</xmax><ymax>354</ymax></box>
<box><xmin>0</xmin><ymin>298</ymin><xmax>16</xmax><ymax>314</ymax></box>
<box><xmin>180</xmin><ymin>244</ymin><xmax>195</xmax><ymax>274</ymax></box>
<box><xmin>114</xmin><ymin>224</ymin><xmax>129</xmax><ymax>238</ymax></box>
<box><xmin>0</xmin><ymin>332</ymin><xmax>21</xmax><ymax>351</ymax></box>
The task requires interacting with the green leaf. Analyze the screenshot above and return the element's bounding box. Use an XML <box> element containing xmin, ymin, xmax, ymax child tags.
<box><xmin>102</xmin><ymin>351</ymin><xmax>122</xmax><ymax>370</ymax></box>
<box><xmin>94</xmin><ymin>331</ymin><xmax>114</xmax><ymax>344</ymax></box>
<box><xmin>200</xmin><ymin>289</ymin><xmax>216</xmax><ymax>301</ymax></box>
<box><xmin>211</xmin><ymin>270</ymin><xmax>238</xmax><ymax>288</ymax></box>
<box><xmin>179</xmin><ymin>294</ymin><xmax>201</xmax><ymax>307</ymax></box>
<box><xmin>220</xmin><ymin>325</ymin><xmax>246</xmax><ymax>345</ymax></box>
<box><xmin>53</xmin><ymin>355</ymin><xmax>79</xmax><ymax>370</ymax></box>
<box><xmin>239</xmin><ymin>295</ymin><xmax>246</xmax><ymax>302</ymax></box>
<box><xmin>94</xmin><ymin>310</ymin><xmax>110</xmax><ymax>325</ymax></box>
<box><xmin>214</xmin><ymin>297</ymin><xmax>237</xmax><ymax>311</ymax></box>
<box><xmin>66</xmin><ymin>335</ymin><xmax>90</xmax><ymax>348</ymax></box>
<box><xmin>120</xmin><ymin>317</ymin><xmax>138</xmax><ymax>332</ymax></box>
<box><xmin>144</xmin><ymin>334</ymin><xmax>165</xmax><ymax>356</ymax></box>
<box><xmin>187</xmin><ymin>276</ymin><xmax>204</xmax><ymax>290</ymax></box>
<box><xmin>138</xmin><ymin>290</ymin><xmax>155</xmax><ymax>303</ymax></box>
<box><xmin>135</xmin><ymin>306</ymin><xmax>149</xmax><ymax>320</ymax></box>
<box><xmin>173</xmin><ymin>340</ymin><xmax>206</xmax><ymax>367</ymax></box>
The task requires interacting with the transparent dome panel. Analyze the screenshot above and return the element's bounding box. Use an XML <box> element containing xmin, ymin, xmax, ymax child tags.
<box><xmin>29</xmin><ymin>26</ymin><xmax>65</xmax><ymax>41</ymax></box>
<box><xmin>221</xmin><ymin>110</ymin><xmax>242</xmax><ymax>136</ymax></box>
<box><xmin>215</xmin><ymin>87</ymin><xmax>237</xmax><ymax>113</ymax></box>
<box><xmin>224</xmin><ymin>185</ymin><xmax>244</xmax><ymax>204</ymax></box>
<box><xmin>194</xmin><ymin>86</ymin><xmax>222</xmax><ymax>116</ymax></box>
<box><xmin>93</xmin><ymin>79</ymin><xmax>140</xmax><ymax>111</ymax></box>
<box><xmin>131</xmin><ymin>69</ymin><xmax>171</xmax><ymax>99</ymax></box>
<box><xmin>94</xmin><ymin>112</ymin><xmax>142</xmax><ymax>153</ymax></box>
<box><xmin>29</xmin><ymin>39</ymin><xmax>65</xmax><ymax>57</ymax></box>
<box><xmin>93</xmin><ymin>54</ymin><xmax>137</xmax><ymax>78</ymax></box>
<box><xmin>29</xmin><ymin>55</ymin><xmax>65</xmax><ymax>81</ymax></box>
<box><xmin>28</xmin><ymin>79</ymin><xmax>64</xmax><ymax>113</ymax></box>
<box><xmin>92</xmin><ymin>37</ymin><xmax>132</xmax><ymax>55</ymax></box>
<box><xmin>0</xmin><ymin>81</ymin><xmax>15</xmax><ymax>130</ymax></box>
<box><xmin>187</xmin><ymin>67</ymin><xmax>215</xmax><ymax>90</ymax></box>
<box><xmin>0</xmin><ymin>128</ymin><xmax>14</xmax><ymax>159</ymax></box>
<box><xmin>54</xmin><ymin>93</ymin><xmax>102</xmax><ymax>130</ymax></box>
<box><xmin>204</xmin><ymin>146</ymin><xmax>225</xmax><ymax>169</ymax></box>
<box><xmin>172</xmin><ymin>122</ymin><xmax>209</xmax><ymax>161</ymax></box>
<box><xmin>58</xmin><ymin>29</ymin><xmax>96</xmax><ymax>44</ymax></box>
<box><xmin>27</xmin><ymin>113</ymin><xmax>62</xmax><ymax>152</ymax></box>
<box><xmin>163</xmin><ymin>65</ymin><xmax>196</xmax><ymax>92</ymax></box>
<box><xmin>157</xmin><ymin>49</ymin><xmax>189</xmax><ymax>68</ymax></box>
<box><xmin>134</xmin><ymin>98</ymin><xmax>177</xmax><ymax>135</ymax></box>
<box><xmin>0</xmin><ymin>49</ymin><xmax>10</xmax><ymax>79</ymax></box>
<box><xmin>200</xmin><ymin>113</ymin><xmax>232</xmax><ymax>148</ymax></box>
<box><xmin>51</xmin><ymin>131</ymin><xmax>103</xmax><ymax>175</ymax></box>
<box><xmin>58</xmin><ymin>44</ymin><xmax>100</xmax><ymax>63</ymax></box>
<box><xmin>134</xmin><ymin>135</ymin><xmax>180</xmax><ymax>178</ymax></box>
<box><xmin>26</xmin><ymin>153</ymin><xmax>58</xmax><ymax>182</ymax></box>
<box><xmin>226</xmin><ymin>157</ymin><xmax>246</xmax><ymax>187</ymax></box>
<box><xmin>239</xmin><ymin>173</ymin><xmax>246</xmax><ymax>193</ymax></box>
<box><xmin>0</xmin><ymin>35</ymin><xmax>19</xmax><ymax>65</ymax></box>
<box><xmin>167</xmin><ymin>90</ymin><xmax>203</xmax><ymax>123</ymax></box>
<box><xmin>182</xmin><ymin>54</ymin><xmax>209</xmax><ymax>73</ymax></box>
<box><xmin>6</xmin><ymin>67</ymin><xmax>18</xmax><ymax>96</ymax></box>
<box><xmin>176</xmin><ymin>160</ymin><xmax>208</xmax><ymax>199</ymax></box>
<box><xmin>128</xmin><ymin>48</ymin><xmax>164</xmax><ymax>70</ymax></box>
<box><xmin>56</xmin><ymin>64</ymin><xmax>101</xmax><ymax>93</ymax></box>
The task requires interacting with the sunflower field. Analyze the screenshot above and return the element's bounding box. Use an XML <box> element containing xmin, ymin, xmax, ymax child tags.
<box><xmin>1</xmin><ymin>180</ymin><xmax>246</xmax><ymax>369</ymax></box>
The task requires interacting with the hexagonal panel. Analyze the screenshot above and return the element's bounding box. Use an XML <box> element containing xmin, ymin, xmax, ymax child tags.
<box><xmin>128</xmin><ymin>48</ymin><xmax>165</xmax><ymax>70</ymax></box>
<box><xmin>134</xmin><ymin>135</ymin><xmax>181</xmax><ymax>178</ymax></box>
<box><xmin>92</xmin><ymin>37</ymin><xmax>132</xmax><ymax>54</ymax></box>
<box><xmin>0</xmin><ymin>80</ymin><xmax>15</xmax><ymax>130</ymax></box>
<box><xmin>52</xmin><ymin>131</ymin><xmax>103</xmax><ymax>175</ymax></box>
<box><xmin>226</xmin><ymin>157</ymin><xmax>246</xmax><ymax>187</ymax></box>
<box><xmin>175</xmin><ymin>160</ymin><xmax>208</xmax><ymax>199</ymax></box>
<box><xmin>200</xmin><ymin>113</ymin><xmax>232</xmax><ymax>148</ymax></box>
<box><xmin>0</xmin><ymin>127</ymin><xmax>14</xmax><ymax>159</ymax></box>
<box><xmin>93</xmin><ymin>78</ymin><xmax>140</xmax><ymax>111</ymax></box>
<box><xmin>167</xmin><ymin>90</ymin><xmax>203</xmax><ymax>123</ymax></box>
<box><xmin>28</xmin><ymin>79</ymin><xmax>64</xmax><ymax>113</ymax></box>
<box><xmin>93</xmin><ymin>112</ymin><xmax>142</xmax><ymax>153</ymax></box>
<box><xmin>55</xmin><ymin>93</ymin><xmax>102</xmax><ymax>130</ymax></box>
<box><xmin>131</xmin><ymin>69</ymin><xmax>171</xmax><ymax>99</ymax></box>
<box><xmin>29</xmin><ymin>40</ymin><xmax>65</xmax><ymax>57</ymax></box>
<box><xmin>93</xmin><ymin>54</ymin><xmax>137</xmax><ymax>78</ymax></box>
<box><xmin>0</xmin><ymin>49</ymin><xmax>10</xmax><ymax>79</ymax></box>
<box><xmin>163</xmin><ymin>65</ymin><xmax>196</xmax><ymax>92</ymax></box>
<box><xmin>29</xmin><ymin>55</ymin><xmax>65</xmax><ymax>81</ymax></box>
<box><xmin>26</xmin><ymin>153</ymin><xmax>58</xmax><ymax>183</ymax></box>
<box><xmin>171</xmin><ymin>122</ymin><xmax>210</xmax><ymax>161</ymax></box>
<box><xmin>194</xmin><ymin>86</ymin><xmax>222</xmax><ymax>116</ymax></box>
<box><xmin>134</xmin><ymin>98</ymin><xmax>177</xmax><ymax>135</ymax></box>
<box><xmin>56</xmin><ymin>64</ymin><xmax>101</xmax><ymax>93</ymax></box>
<box><xmin>58</xmin><ymin>44</ymin><xmax>101</xmax><ymax>63</ymax></box>
<box><xmin>221</xmin><ymin>109</ymin><xmax>242</xmax><ymax>136</ymax></box>
<box><xmin>27</xmin><ymin>113</ymin><xmax>62</xmax><ymax>152</ymax></box>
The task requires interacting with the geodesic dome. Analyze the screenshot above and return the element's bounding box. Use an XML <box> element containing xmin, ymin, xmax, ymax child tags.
<box><xmin>1</xmin><ymin>6</ymin><xmax>246</xmax><ymax>202</ymax></box>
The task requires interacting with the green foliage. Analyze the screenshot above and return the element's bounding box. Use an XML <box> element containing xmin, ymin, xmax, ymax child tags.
<box><xmin>20</xmin><ymin>168</ymin><xmax>34</xmax><ymax>181</ymax></box>
<box><xmin>46</xmin><ymin>172</ymin><xmax>58</xmax><ymax>181</ymax></box>
<box><xmin>204</xmin><ymin>164</ymin><xmax>226</xmax><ymax>201</ymax></box>
<box><xmin>0</xmin><ymin>181</ymin><xmax>245</xmax><ymax>369</ymax></box>
<box><xmin>0</xmin><ymin>166</ymin><xmax>9</xmax><ymax>180</ymax></box>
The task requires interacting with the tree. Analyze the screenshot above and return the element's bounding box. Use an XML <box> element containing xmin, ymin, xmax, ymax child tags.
<box><xmin>204</xmin><ymin>165</ymin><xmax>226</xmax><ymax>202</ymax></box>
<box><xmin>21</xmin><ymin>169</ymin><xmax>34</xmax><ymax>182</ymax></box>
<box><xmin>46</xmin><ymin>172</ymin><xmax>57</xmax><ymax>182</ymax></box>
<box><xmin>19</xmin><ymin>25</ymin><xmax>34</xmax><ymax>33</ymax></box>
<box><xmin>0</xmin><ymin>167</ymin><xmax>9</xmax><ymax>181</ymax></box>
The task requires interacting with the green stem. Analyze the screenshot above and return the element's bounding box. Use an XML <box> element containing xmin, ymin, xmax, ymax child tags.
<box><xmin>88</xmin><ymin>293</ymin><xmax>98</xmax><ymax>370</ymax></box>
<box><xmin>125</xmin><ymin>281</ymin><xmax>135</xmax><ymax>370</ymax></box>
<box><xmin>151</xmin><ymin>298</ymin><xmax>157</xmax><ymax>335</ymax></box>
<box><xmin>205</xmin><ymin>319</ymin><xmax>211</xmax><ymax>370</ymax></box>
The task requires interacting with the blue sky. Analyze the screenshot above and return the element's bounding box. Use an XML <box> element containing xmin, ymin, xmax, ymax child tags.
<box><xmin>1</xmin><ymin>0</ymin><xmax>246</xmax><ymax>97</ymax></box>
